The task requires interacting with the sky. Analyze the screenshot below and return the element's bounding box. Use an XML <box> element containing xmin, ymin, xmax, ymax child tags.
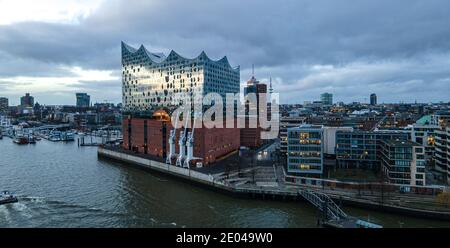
<box><xmin>0</xmin><ymin>0</ymin><xmax>449</xmax><ymax>106</ymax></box>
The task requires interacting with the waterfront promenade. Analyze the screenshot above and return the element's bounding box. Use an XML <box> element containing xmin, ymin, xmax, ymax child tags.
<box><xmin>98</xmin><ymin>146</ymin><xmax>450</xmax><ymax>221</ymax></box>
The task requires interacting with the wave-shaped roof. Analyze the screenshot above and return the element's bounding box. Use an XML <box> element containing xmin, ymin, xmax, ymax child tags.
<box><xmin>121</xmin><ymin>41</ymin><xmax>239</xmax><ymax>71</ymax></box>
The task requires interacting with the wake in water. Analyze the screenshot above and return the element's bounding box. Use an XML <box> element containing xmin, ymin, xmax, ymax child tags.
<box><xmin>0</xmin><ymin>205</ymin><xmax>12</xmax><ymax>224</ymax></box>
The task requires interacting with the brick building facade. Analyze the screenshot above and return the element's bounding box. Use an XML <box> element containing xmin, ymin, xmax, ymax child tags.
<box><xmin>122</xmin><ymin>115</ymin><xmax>241</xmax><ymax>165</ymax></box>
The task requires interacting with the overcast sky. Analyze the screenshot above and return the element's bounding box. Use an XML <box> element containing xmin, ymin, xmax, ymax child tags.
<box><xmin>0</xmin><ymin>0</ymin><xmax>449</xmax><ymax>105</ymax></box>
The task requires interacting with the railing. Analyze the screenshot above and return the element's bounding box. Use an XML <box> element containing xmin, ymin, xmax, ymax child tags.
<box><xmin>299</xmin><ymin>189</ymin><xmax>348</xmax><ymax>221</ymax></box>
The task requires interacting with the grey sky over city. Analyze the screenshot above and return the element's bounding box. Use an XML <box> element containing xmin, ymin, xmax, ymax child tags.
<box><xmin>0</xmin><ymin>0</ymin><xmax>449</xmax><ymax>105</ymax></box>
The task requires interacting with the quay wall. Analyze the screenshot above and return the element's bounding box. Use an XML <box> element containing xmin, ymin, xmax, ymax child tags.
<box><xmin>97</xmin><ymin>147</ymin><xmax>450</xmax><ymax>221</ymax></box>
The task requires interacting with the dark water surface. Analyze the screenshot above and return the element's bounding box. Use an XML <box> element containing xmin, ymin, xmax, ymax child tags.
<box><xmin>0</xmin><ymin>138</ymin><xmax>448</xmax><ymax>228</ymax></box>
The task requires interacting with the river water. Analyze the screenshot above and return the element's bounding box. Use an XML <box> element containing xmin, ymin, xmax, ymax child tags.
<box><xmin>0</xmin><ymin>137</ymin><xmax>448</xmax><ymax>228</ymax></box>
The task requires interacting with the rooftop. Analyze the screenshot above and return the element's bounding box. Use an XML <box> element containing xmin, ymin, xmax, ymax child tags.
<box><xmin>382</xmin><ymin>139</ymin><xmax>420</xmax><ymax>147</ymax></box>
<box><xmin>121</xmin><ymin>41</ymin><xmax>239</xmax><ymax>71</ymax></box>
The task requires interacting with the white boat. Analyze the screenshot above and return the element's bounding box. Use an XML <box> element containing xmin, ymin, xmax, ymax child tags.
<box><xmin>0</xmin><ymin>191</ymin><xmax>18</xmax><ymax>205</ymax></box>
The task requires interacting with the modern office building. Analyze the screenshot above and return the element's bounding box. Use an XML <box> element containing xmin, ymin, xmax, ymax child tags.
<box><xmin>380</xmin><ymin>140</ymin><xmax>426</xmax><ymax>186</ymax></box>
<box><xmin>322</xmin><ymin>127</ymin><xmax>354</xmax><ymax>156</ymax></box>
<box><xmin>431</xmin><ymin>111</ymin><xmax>450</xmax><ymax>128</ymax></box>
<box><xmin>240</xmin><ymin>75</ymin><xmax>268</xmax><ymax>148</ymax></box>
<box><xmin>435</xmin><ymin>127</ymin><xmax>450</xmax><ymax>183</ymax></box>
<box><xmin>320</xmin><ymin>93</ymin><xmax>333</xmax><ymax>106</ymax></box>
<box><xmin>20</xmin><ymin>93</ymin><xmax>34</xmax><ymax>107</ymax></box>
<box><xmin>287</xmin><ymin>125</ymin><xmax>324</xmax><ymax>177</ymax></box>
<box><xmin>370</xmin><ymin>93</ymin><xmax>377</xmax><ymax>105</ymax></box>
<box><xmin>336</xmin><ymin>130</ymin><xmax>410</xmax><ymax>169</ymax></box>
<box><xmin>76</xmin><ymin>93</ymin><xmax>91</xmax><ymax>108</ymax></box>
<box><xmin>410</xmin><ymin>124</ymin><xmax>439</xmax><ymax>159</ymax></box>
<box><xmin>121</xmin><ymin>42</ymin><xmax>240</xmax><ymax>112</ymax></box>
<box><xmin>279</xmin><ymin>116</ymin><xmax>307</xmax><ymax>155</ymax></box>
<box><xmin>0</xmin><ymin>97</ymin><xmax>8</xmax><ymax>114</ymax></box>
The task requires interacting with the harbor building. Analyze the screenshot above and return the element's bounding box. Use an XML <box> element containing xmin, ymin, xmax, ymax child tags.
<box><xmin>370</xmin><ymin>93</ymin><xmax>377</xmax><ymax>106</ymax></box>
<box><xmin>240</xmin><ymin>74</ymin><xmax>268</xmax><ymax>148</ymax></box>
<box><xmin>336</xmin><ymin>130</ymin><xmax>410</xmax><ymax>170</ymax></box>
<box><xmin>279</xmin><ymin>116</ymin><xmax>307</xmax><ymax>155</ymax></box>
<box><xmin>121</xmin><ymin>42</ymin><xmax>242</xmax><ymax>167</ymax></box>
<box><xmin>380</xmin><ymin>140</ymin><xmax>426</xmax><ymax>186</ymax></box>
<box><xmin>409</xmin><ymin>124</ymin><xmax>439</xmax><ymax>159</ymax></box>
<box><xmin>122</xmin><ymin>112</ymin><xmax>240</xmax><ymax>165</ymax></box>
<box><xmin>320</xmin><ymin>93</ymin><xmax>333</xmax><ymax>106</ymax></box>
<box><xmin>0</xmin><ymin>97</ymin><xmax>8</xmax><ymax>114</ymax></box>
<box><xmin>121</xmin><ymin>42</ymin><xmax>240</xmax><ymax>112</ymax></box>
<box><xmin>322</xmin><ymin>127</ymin><xmax>354</xmax><ymax>156</ymax></box>
<box><xmin>435</xmin><ymin>127</ymin><xmax>450</xmax><ymax>184</ymax></box>
<box><xmin>76</xmin><ymin>93</ymin><xmax>91</xmax><ymax>108</ymax></box>
<box><xmin>287</xmin><ymin>125</ymin><xmax>324</xmax><ymax>177</ymax></box>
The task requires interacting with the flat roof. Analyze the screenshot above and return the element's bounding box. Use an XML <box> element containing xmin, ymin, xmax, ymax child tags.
<box><xmin>382</xmin><ymin>139</ymin><xmax>420</xmax><ymax>147</ymax></box>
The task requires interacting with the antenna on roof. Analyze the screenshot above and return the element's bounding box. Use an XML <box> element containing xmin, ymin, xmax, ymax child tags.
<box><xmin>252</xmin><ymin>64</ymin><xmax>255</xmax><ymax>77</ymax></box>
<box><xmin>269</xmin><ymin>77</ymin><xmax>273</xmax><ymax>94</ymax></box>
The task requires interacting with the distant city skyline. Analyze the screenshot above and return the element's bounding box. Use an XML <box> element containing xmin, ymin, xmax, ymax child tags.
<box><xmin>1</xmin><ymin>0</ymin><xmax>450</xmax><ymax>105</ymax></box>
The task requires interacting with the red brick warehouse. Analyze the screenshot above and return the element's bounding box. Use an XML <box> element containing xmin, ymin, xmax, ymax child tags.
<box><xmin>122</xmin><ymin>110</ymin><xmax>241</xmax><ymax>165</ymax></box>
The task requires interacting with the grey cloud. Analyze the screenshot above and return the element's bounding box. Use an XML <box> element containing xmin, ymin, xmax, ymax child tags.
<box><xmin>0</xmin><ymin>0</ymin><xmax>450</xmax><ymax>104</ymax></box>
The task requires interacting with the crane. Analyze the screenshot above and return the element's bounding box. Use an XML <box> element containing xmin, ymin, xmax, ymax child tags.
<box><xmin>184</xmin><ymin>112</ymin><xmax>201</xmax><ymax>168</ymax></box>
<box><xmin>176</xmin><ymin>113</ymin><xmax>190</xmax><ymax>167</ymax></box>
<box><xmin>166</xmin><ymin>111</ymin><xmax>181</xmax><ymax>165</ymax></box>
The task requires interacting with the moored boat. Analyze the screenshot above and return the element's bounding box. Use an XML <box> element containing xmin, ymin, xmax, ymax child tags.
<box><xmin>13</xmin><ymin>136</ymin><xmax>29</xmax><ymax>145</ymax></box>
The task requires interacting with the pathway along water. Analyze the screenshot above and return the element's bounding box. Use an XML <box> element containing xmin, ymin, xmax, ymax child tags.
<box><xmin>0</xmin><ymin>137</ymin><xmax>448</xmax><ymax>227</ymax></box>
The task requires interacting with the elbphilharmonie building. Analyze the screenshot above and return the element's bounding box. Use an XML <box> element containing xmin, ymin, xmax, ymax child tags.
<box><xmin>121</xmin><ymin>42</ymin><xmax>240</xmax><ymax>112</ymax></box>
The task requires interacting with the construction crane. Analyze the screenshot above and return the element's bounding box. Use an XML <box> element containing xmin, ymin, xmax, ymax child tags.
<box><xmin>166</xmin><ymin>111</ymin><xmax>181</xmax><ymax>165</ymax></box>
<box><xmin>184</xmin><ymin>112</ymin><xmax>201</xmax><ymax>168</ymax></box>
<box><xmin>176</xmin><ymin>114</ymin><xmax>190</xmax><ymax>167</ymax></box>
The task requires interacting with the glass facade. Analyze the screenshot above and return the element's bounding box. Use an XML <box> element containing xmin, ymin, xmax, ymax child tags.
<box><xmin>76</xmin><ymin>93</ymin><xmax>91</xmax><ymax>108</ymax></box>
<box><xmin>380</xmin><ymin>140</ymin><xmax>426</xmax><ymax>186</ymax></box>
<box><xmin>287</xmin><ymin>125</ymin><xmax>324</xmax><ymax>176</ymax></box>
<box><xmin>336</xmin><ymin>130</ymin><xmax>409</xmax><ymax>169</ymax></box>
<box><xmin>121</xmin><ymin>42</ymin><xmax>240</xmax><ymax>112</ymax></box>
<box><xmin>320</xmin><ymin>93</ymin><xmax>333</xmax><ymax>105</ymax></box>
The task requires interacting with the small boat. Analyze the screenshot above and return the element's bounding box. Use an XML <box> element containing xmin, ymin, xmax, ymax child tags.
<box><xmin>13</xmin><ymin>136</ymin><xmax>29</xmax><ymax>145</ymax></box>
<box><xmin>0</xmin><ymin>191</ymin><xmax>18</xmax><ymax>205</ymax></box>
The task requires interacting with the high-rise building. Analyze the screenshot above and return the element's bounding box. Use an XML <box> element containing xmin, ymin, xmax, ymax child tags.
<box><xmin>76</xmin><ymin>93</ymin><xmax>91</xmax><ymax>108</ymax></box>
<box><xmin>121</xmin><ymin>42</ymin><xmax>240</xmax><ymax>112</ymax></box>
<box><xmin>0</xmin><ymin>97</ymin><xmax>8</xmax><ymax>114</ymax></box>
<box><xmin>20</xmin><ymin>93</ymin><xmax>34</xmax><ymax>107</ymax></box>
<box><xmin>320</xmin><ymin>93</ymin><xmax>333</xmax><ymax>105</ymax></box>
<box><xmin>287</xmin><ymin>125</ymin><xmax>324</xmax><ymax>177</ymax></box>
<box><xmin>370</xmin><ymin>93</ymin><xmax>377</xmax><ymax>105</ymax></box>
<box><xmin>240</xmin><ymin>75</ymin><xmax>268</xmax><ymax>148</ymax></box>
<box><xmin>380</xmin><ymin>140</ymin><xmax>426</xmax><ymax>186</ymax></box>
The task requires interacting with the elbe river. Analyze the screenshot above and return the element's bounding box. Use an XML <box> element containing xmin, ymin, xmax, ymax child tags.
<box><xmin>0</xmin><ymin>137</ymin><xmax>448</xmax><ymax>228</ymax></box>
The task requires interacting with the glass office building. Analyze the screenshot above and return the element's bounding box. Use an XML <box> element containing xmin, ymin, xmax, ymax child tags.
<box><xmin>287</xmin><ymin>125</ymin><xmax>324</xmax><ymax>177</ymax></box>
<box><xmin>380</xmin><ymin>140</ymin><xmax>426</xmax><ymax>186</ymax></box>
<box><xmin>76</xmin><ymin>93</ymin><xmax>91</xmax><ymax>108</ymax></box>
<box><xmin>336</xmin><ymin>130</ymin><xmax>410</xmax><ymax>169</ymax></box>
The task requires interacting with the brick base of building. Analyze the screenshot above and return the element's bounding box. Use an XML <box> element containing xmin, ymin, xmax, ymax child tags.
<box><xmin>122</xmin><ymin>116</ymin><xmax>241</xmax><ymax>165</ymax></box>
